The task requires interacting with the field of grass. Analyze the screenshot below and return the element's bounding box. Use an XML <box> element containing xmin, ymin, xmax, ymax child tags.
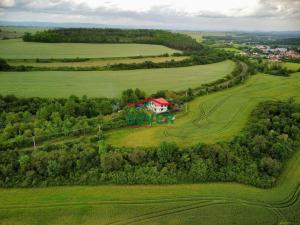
<box><xmin>0</xmin><ymin>146</ymin><xmax>299</xmax><ymax>225</ymax></box>
<box><xmin>7</xmin><ymin>56</ymin><xmax>189</xmax><ymax>68</ymax></box>
<box><xmin>283</xmin><ymin>62</ymin><xmax>300</xmax><ymax>70</ymax></box>
<box><xmin>0</xmin><ymin>60</ymin><xmax>235</xmax><ymax>98</ymax></box>
<box><xmin>180</xmin><ymin>32</ymin><xmax>204</xmax><ymax>42</ymax></box>
<box><xmin>0</xmin><ymin>26</ymin><xmax>46</xmax><ymax>34</ymax></box>
<box><xmin>106</xmin><ymin>72</ymin><xmax>300</xmax><ymax>147</ymax></box>
<box><xmin>0</xmin><ymin>39</ymin><xmax>180</xmax><ymax>59</ymax></box>
<box><xmin>0</xmin><ymin>26</ymin><xmax>46</xmax><ymax>39</ymax></box>
<box><xmin>218</xmin><ymin>47</ymin><xmax>242</xmax><ymax>53</ymax></box>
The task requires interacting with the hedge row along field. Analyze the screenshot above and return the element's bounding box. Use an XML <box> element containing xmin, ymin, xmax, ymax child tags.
<box><xmin>0</xmin><ymin>147</ymin><xmax>299</xmax><ymax>224</ymax></box>
<box><xmin>106</xmin><ymin>72</ymin><xmax>300</xmax><ymax>147</ymax></box>
<box><xmin>0</xmin><ymin>60</ymin><xmax>235</xmax><ymax>98</ymax></box>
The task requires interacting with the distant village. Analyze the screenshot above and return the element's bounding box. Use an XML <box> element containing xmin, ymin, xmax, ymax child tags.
<box><xmin>246</xmin><ymin>45</ymin><xmax>300</xmax><ymax>61</ymax></box>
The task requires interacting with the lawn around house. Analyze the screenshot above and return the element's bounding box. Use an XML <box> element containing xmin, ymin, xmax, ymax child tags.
<box><xmin>0</xmin><ymin>60</ymin><xmax>235</xmax><ymax>98</ymax></box>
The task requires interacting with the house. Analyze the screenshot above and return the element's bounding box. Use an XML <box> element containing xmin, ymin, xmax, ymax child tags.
<box><xmin>147</xmin><ymin>98</ymin><xmax>171</xmax><ymax>114</ymax></box>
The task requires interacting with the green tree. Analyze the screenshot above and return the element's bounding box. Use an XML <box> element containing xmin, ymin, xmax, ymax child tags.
<box><xmin>100</xmin><ymin>152</ymin><xmax>124</xmax><ymax>172</ymax></box>
<box><xmin>157</xmin><ymin>141</ymin><xmax>179</xmax><ymax>164</ymax></box>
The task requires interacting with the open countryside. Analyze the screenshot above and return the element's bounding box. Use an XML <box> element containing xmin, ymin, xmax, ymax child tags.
<box><xmin>0</xmin><ymin>2</ymin><xmax>300</xmax><ymax>224</ymax></box>
<box><xmin>0</xmin><ymin>39</ymin><xmax>179</xmax><ymax>59</ymax></box>
<box><xmin>106</xmin><ymin>72</ymin><xmax>300</xmax><ymax>147</ymax></box>
<box><xmin>0</xmin><ymin>60</ymin><xmax>234</xmax><ymax>98</ymax></box>
<box><xmin>0</xmin><ymin>148</ymin><xmax>300</xmax><ymax>225</ymax></box>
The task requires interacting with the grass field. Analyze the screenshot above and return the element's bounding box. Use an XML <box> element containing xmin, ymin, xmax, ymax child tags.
<box><xmin>0</xmin><ymin>26</ymin><xmax>46</xmax><ymax>39</ymax></box>
<box><xmin>283</xmin><ymin>62</ymin><xmax>300</xmax><ymax>70</ymax></box>
<box><xmin>106</xmin><ymin>72</ymin><xmax>300</xmax><ymax>147</ymax></box>
<box><xmin>0</xmin><ymin>60</ymin><xmax>235</xmax><ymax>98</ymax></box>
<box><xmin>0</xmin><ymin>39</ymin><xmax>180</xmax><ymax>59</ymax></box>
<box><xmin>7</xmin><ymin>56</ymin><xmax>188</xmax><ymax>68</ymax></box>
<box><xmin>0</xmin><ymin>147</ymin><xmax>299</xmax><ymax>225</ymax></box>
<box><xmin>0</xmin><ymin>26</ymin><xmax>46</xmax><ymax>34</ymax></box>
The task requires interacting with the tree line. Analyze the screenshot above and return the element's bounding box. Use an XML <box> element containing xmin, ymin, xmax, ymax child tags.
<box><xmin>23</xmin><ymin>28</ymin><xmax>204</xmax><ymax>52</ymax></box>
<box><xmin>0</xmin><ymin>100</ymin><xmax>299</xmax><ymax>188</ymax></box>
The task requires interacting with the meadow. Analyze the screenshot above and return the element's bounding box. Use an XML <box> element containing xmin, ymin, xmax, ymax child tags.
<box><xmin>0</xmin><ymin>60</ymin><xmax>235</xmax><ymax>98</ymax></box>
<box><xmin>0</xmin><ymin>147</ymin><xmax>299</xmax><ymax>225</ymax></box>
<box><xmin>7</xmin><ymin>56</ymin><xmax>188</xmax><ymax>68</ymax></box>
<box><xmin>0</xmin><ymin>39</ymin><xmax>180</xmax><ymax>59</ymax></box>
<box><xmin>283</xmin><ymin>62</ymin><xmax>300</xmax><ymax>70</ymax></box>
<box><xmin>106</xmin><ymin>72</ymin><xmax>300</xmax><ymax>147</ymax></box>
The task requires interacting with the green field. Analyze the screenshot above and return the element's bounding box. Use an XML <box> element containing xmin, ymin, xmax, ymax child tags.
<box><xmin>0</xmin><ymin>60</ymin><xmax>235</xmax><ymax>98</ymax></box>
<box><xmin>0</xmin><ymin>39</ymin><xmax>180</xmax><ymax>59</ymax></box>
<box><xmin>106</xmin><ymin>72</ymin><xmax>300</xmax><ymax>147</ymax></box>
<box><xmin>0</xmin><ymin>26</ymin><xmax>46</xmax><ymax>34</ymax></box>
<box><xmin>0</xmin><ymin>146</ymin><xmax>299</xmax><ymax>225</ymax></box>
<box><xmin>7</xmin><ymin>56</ymin><xmax>188</xmax><ymax>68</ymax></box>
<box><xmin>0</xmin><ymin>26</ymin><xmax>46</xmax><ymax>39</ymax></box>
<box><xmin>283</xmin><ymin>62</ymin><xmax>300</xmax><ymax>70</ymax></box>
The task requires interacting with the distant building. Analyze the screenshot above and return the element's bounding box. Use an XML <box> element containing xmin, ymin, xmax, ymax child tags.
<box><xmin>147</xmin><ymin>98</ymin><xmax>171</xmax><ymax>114</ymax></box>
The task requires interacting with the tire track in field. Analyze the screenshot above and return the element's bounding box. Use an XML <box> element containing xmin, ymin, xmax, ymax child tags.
<box><xmin>2</xmin><ymin>184</ymin><xmax>299</xmax><ymax>224</ymax></box>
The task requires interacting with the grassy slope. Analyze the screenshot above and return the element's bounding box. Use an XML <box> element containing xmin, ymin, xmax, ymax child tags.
<box><xmin>283</xmin><ymin>62</ymin><xmax>300</xmax><ymax>70</ymax></box>
<box><xmin>7</xmin><ymin>56</ymin><xmax>189</xmax><ymax>68</ymax></box>
<box><xmin>0</xmin><ymin>148</ymin><xmax>299</xmax><ymax>225</ymax></box>
<box><xmin>106</xmin><ymin>72</ymin><xmax>300</xmax><ymax>147</ymax></box>
<box><xmin>0</xmin><ymin>39</ymin><xmax>180</xmax><ymax>59</ymax></box>
<box><xmin>0</xmin><ymin>60</ymin><xmax>235</xmax><ymax>98</ymax></box>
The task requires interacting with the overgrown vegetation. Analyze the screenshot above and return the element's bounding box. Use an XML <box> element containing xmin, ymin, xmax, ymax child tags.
<box><xmin>1</xmin><ymin>100</ymin><xmax>299</xmax><ymax>188</ymax></box>
<box><xmin>23</xmin><ymin>28</ymin><xmax>203</xmax><ymax>52</ymax></box>
<box><xmin>0</xmin><ymin>95</ymin><xmax>126</xmax><ymax>150</ymax></box>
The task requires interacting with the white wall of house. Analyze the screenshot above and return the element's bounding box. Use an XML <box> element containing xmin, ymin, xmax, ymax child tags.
<box><xmin>147</xmin><ymin>101</ymin><xmax>168</xmax><ymax>114</ymax></box>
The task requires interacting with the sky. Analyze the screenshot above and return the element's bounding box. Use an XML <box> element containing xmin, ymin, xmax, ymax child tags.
<box><xmin>0</xmin><ymin>0</ymin><xmax>299</xmax><ymax>31</ymax></box>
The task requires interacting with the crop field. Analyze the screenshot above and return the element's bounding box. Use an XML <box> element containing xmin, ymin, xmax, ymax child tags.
<box><xmin>0</xmin><ymin>147</ymin><xmax>299</xmax><ymax>225</ymax></box>
<box><xmin>7</xmin><ymin>56</ymin><xmax>189</xmax><ymax>68</ymax></box>
<box><xmin>0</xmin><ymin>60</ymin><xmax>235</xmax><ymax>98</ymax></box>
<box><xmin>0</xmin><ymin>39</ymin><xmax>180</xmax><ymax>59</ymax></box>
<box><xmin>106</xmin><ymin>72</ymin><xmax>300</xmax><ymax>147</ymax></box>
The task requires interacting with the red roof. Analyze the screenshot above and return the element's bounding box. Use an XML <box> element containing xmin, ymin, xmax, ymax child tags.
<box><xmin>151</xmin><ymin>98</ymin><xmax>171</xmax><ymax>106</ymax></box>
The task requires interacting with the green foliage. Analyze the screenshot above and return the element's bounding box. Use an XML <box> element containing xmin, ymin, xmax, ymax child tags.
<box><xmin>0</xmin><ymin>58</ymin><xmax>9</xmax><ymax>71</ymax></box>
<box><xmin>22</xmin><ymin>28</ymin><xmax>203</xmax><ymax>52</ymax></box>
<box><xmin>1</xmin><ymin>100</ymin><xmax>299</xmax><ymax>188</ymax></box>
<box><xmin>100</xmin><ymin>152</ymin><xmax>124</xmax><ymax>172</ymax></box>
<box><xmin>157</xmin><ymin>141</ymin><xmax>179</xmax><ymax>164</ymax></box>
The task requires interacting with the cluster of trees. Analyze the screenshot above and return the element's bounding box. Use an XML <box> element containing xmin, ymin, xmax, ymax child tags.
<box><xmin>110</xmin><ymin>50</ymin><xmax>231</xmax><ymax>71</ymax></box>
<box><xmin>0</xmin><ymin>95</ymin><xmax>127</xmax><ymax>150</ymax></box>
<box><xmin>23</xmin><ymin>28</ymin><xmax>203</xmax><ymax>52</ymax></box>
<box><xmin>1</xmin><ymin>100</ymin><xmax>299</xmax><ymax>188</ymax></box>
<box><xmin>0</xmin><ymin>58</ymin><xmax>10</xmax><ymax>71</ymax></box>
<box><xmin>236</xmin><ymin>55</ymin><xmax>299</xmax><ymax>76</ymax></box>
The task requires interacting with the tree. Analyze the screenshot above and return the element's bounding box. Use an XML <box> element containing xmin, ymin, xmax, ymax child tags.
<box><xmin>134</xmin><ymin>88</ymin><xmax>146</xmax><ymax>100</ymax></box>
<box><xmin>100</xmin><ymin>152</ymin><xmax>124</xmax><ymax>172</ymax></box>
<box><xmin>0</xmin><ymin>58</ymin><xmax>10</xmax><ymax>71</ymax></box>
<box><xmin>18</xmin><ymin>155</ymin><xmax>30</xmax><ymax>173</ymax></box>
<box><xmin>121</xmin><ymin>89</ymin><xmax>137</xmax><ymax>105</ymax></box>
<box><xmin>189</xmin><ymin>159</ymin><xmax>209</xmax><ymax>182</ymax></box>
<box><xmin>259</xmin><ymin>157</ymin><xmax>281</xmax><ymax>177</ymax></box>
<box><xmin>157</xmin><ymin>141</ymin><xmax>179</xmax><ymax>164</ymax></box>
<box><xmin>47</xmin><ymin>160</ymin><xmax>60</xmax><ymax>177</ymax></box>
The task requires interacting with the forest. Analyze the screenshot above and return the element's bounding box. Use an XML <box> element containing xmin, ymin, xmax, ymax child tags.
<box><xmin>23</xmin><ymin>28</ymin><xmax>203</xmax><ymax>52</ymax></box>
